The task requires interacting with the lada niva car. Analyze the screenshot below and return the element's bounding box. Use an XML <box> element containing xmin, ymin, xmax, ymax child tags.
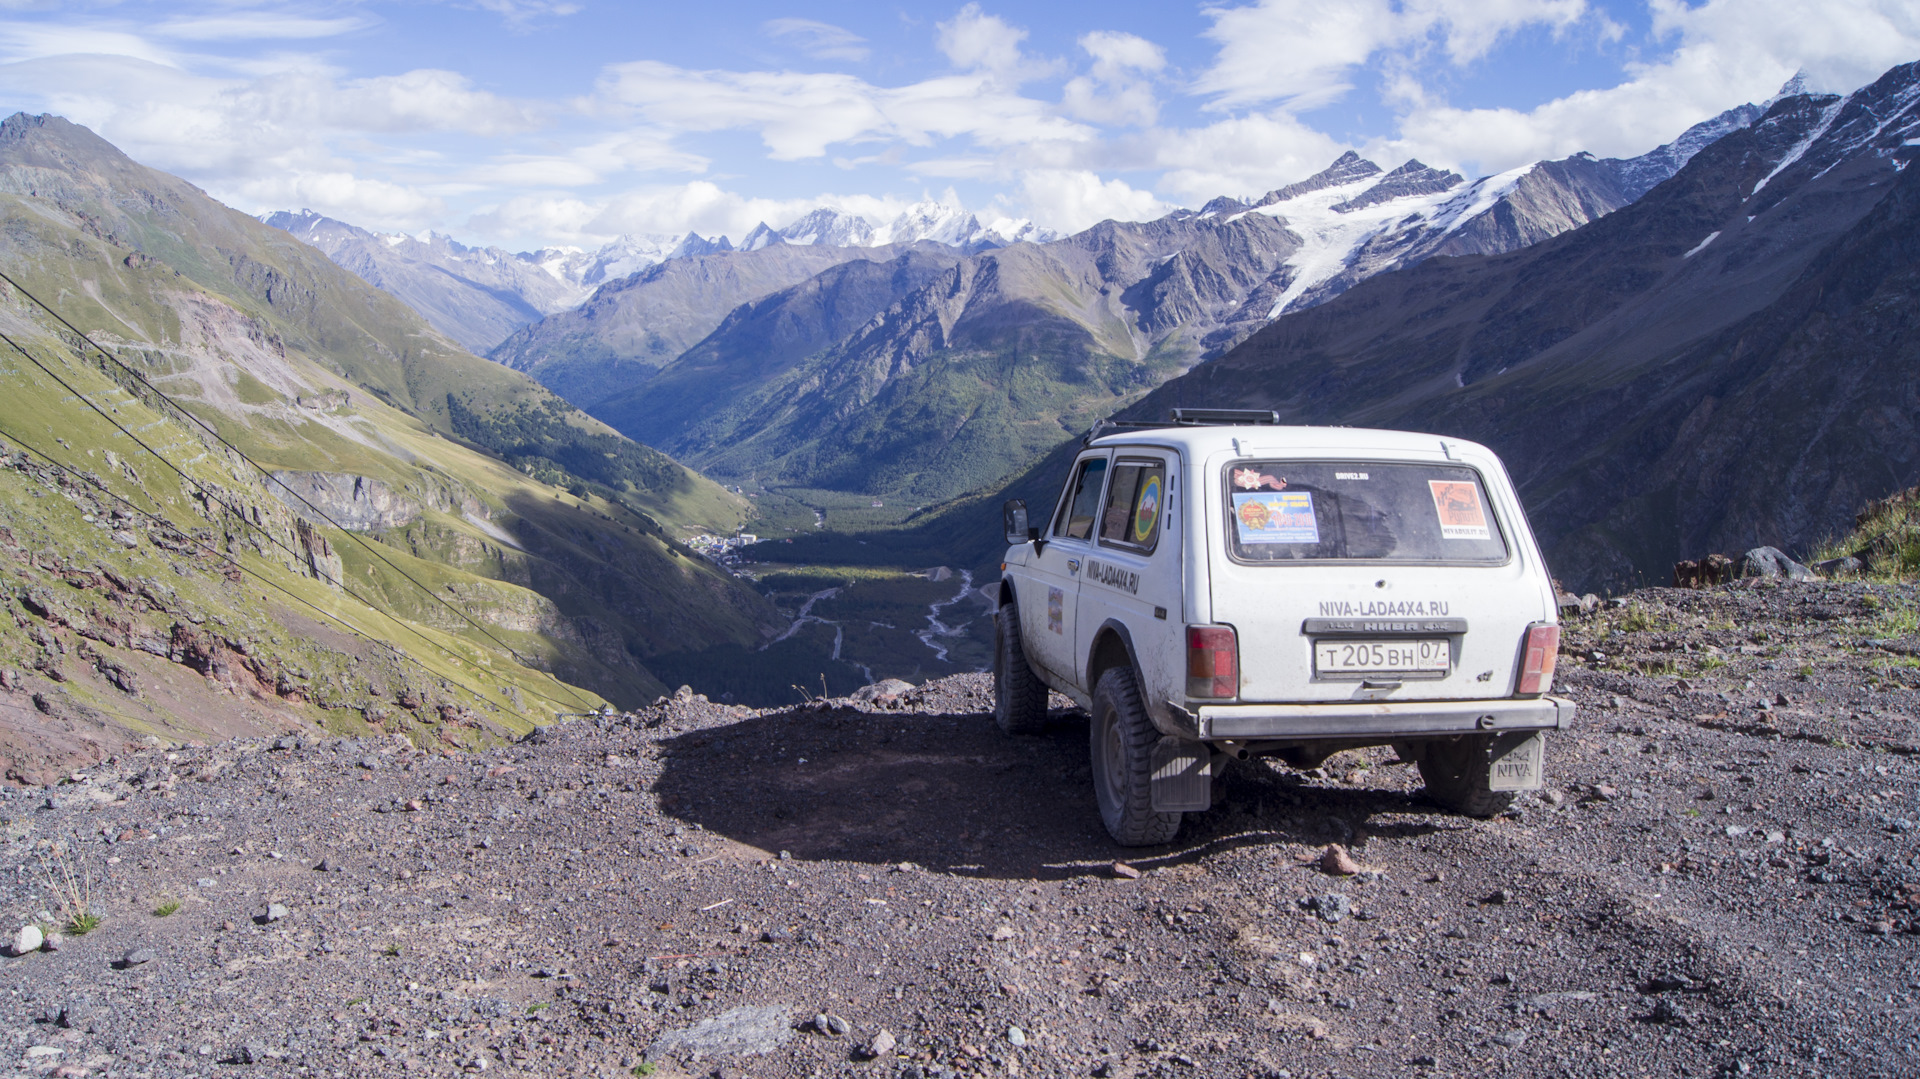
<box><xmin>995</xmin><ymin>411</ymin><xmax>1575</xmax><ymax>845</ymax></box>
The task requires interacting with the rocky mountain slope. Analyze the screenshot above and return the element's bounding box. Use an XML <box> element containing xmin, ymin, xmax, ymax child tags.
<box><xmin>2</xmin><ymin>576</ymin><xmax>1915</xmax><ymax>1076</ymax></box>
<box><xmin>486</xmin><ymin>243</ymin><xmax>944</xmax><ymax>412</ymax></box>
<box><xmin>526</xmin><ymin>106</ymin><xmax>1762</xmax><ymax>508</ymax></box>
<box><xmin>1112</xmin><ymin>61</ymin><xmax>1920</xmax><ymax>593</ymax></box>
<box><xmin>0</xmin><ymin>112</ymin><xmax>780</xmax><ymax>752</ymax></box>
<box><xmin>259</xmin><ymin>212</ymin><xmax>601</xmax><ymax>354</ymax></box>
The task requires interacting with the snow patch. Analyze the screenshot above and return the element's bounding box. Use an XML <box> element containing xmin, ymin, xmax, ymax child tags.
<box><xmin>1752</xmin><ymin>99</ymin><xmax>1843</xmax><ymax>196</ymax></box>
<box><xmin>1254</xmin><ymin>162</ymin><xmax>1532</xmax><ymax>319</ymax></box>
<box><xmin>1682</xmin><ymin>231</ymin><xmax>1721</xmax><ymax>259</ymax></box>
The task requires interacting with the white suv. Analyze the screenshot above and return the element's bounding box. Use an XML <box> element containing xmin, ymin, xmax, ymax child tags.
<box><xmin>995</xmin><ymin>413</ymin><xmax>1575</xmax><ymax>846</ymax></box>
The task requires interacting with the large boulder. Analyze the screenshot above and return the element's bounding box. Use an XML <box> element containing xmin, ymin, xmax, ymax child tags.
<box><xmin>1738</xmin><ymin>546</ymin><xmax>1814</xmax><ymax>581</ymax></box>
<box><xmin>851</xmin><ymin>678</ymin><xmax>915</xmax><ymax>703</ymax></box>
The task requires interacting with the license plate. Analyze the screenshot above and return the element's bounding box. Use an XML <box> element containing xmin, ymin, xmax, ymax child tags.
<box><xmin>1314</xmin><ymin>638</ymin><xmax>1450</xmax><ymax>676</ymax></box>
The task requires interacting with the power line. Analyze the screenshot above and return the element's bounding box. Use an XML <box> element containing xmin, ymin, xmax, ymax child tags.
<box><xmin>0</xmin><ymin>417</ymin><xmax>579</xmax><ymax>723</ymax></box>
<box><xmin>0</xmin><ymin>329</ymin><xmax>592</xmax><ymax>716</ymax></box>
<box><xmin>0</xmin><ymin>269</ymin><xmax>594</xmax><ymax>702</ymax></box>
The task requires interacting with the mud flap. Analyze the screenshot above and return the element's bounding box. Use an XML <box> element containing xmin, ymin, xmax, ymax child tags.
<box><xmin>1150</xmin><ymin>736</ymin><xmax>1211</xmax><ymax>812</ymax></box>
<box><xmin>1487</xmin><ymin>732</ymin><xmax>1546</xmax><ymax>791</ymax></box>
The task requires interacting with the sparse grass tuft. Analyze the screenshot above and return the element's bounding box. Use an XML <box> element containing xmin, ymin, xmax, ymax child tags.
<box><xmin>382</xmin><ymin>942</ymin><xmax>402</xmax><ymax>957</ymax></box>
<box><xmin>632</xmin><ymin>1064</ymin><xmax>657</xmax><ymax>1076</ymax></box>
<box><xmin>34</xmin><ymin>838</ymin><xmax>100</xmax><ymax>936</ymax></box>
<box><xmin>152</xmin><ymin>898</ymin><xmax>181</xmax><ymax>917</ymax></box>
<box><xmin>1620</xmin><ymin>603</ymin><xmax>1664</xmax><ymax>633</ymax></box>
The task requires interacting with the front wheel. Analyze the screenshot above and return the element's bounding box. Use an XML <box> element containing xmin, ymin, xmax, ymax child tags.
<box><xmin>1416</xmin><ymin>736</ymin><xmax>1517</xmax><ymax>817</ymax></box>
<box><xmin>993</xmin><ymin>601</ymin><xmax>1047</xmax><ymax>734</ymax></box>
<box><xmin>1090</xmin><ymin>666</ymin><xmax>1181</xmax><ymax>846</ymax></box>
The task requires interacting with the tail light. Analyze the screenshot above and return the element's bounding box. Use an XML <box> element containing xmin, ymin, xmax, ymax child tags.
<box><xmin>1187</xmin><ymin>625</ymin><xmax>1239</xmax><ymax>699</ymax></box>
<box><xmin>1515</xmin><ymin>623</ymin><xmax>1559</xmax><ymax>695</ymax></box>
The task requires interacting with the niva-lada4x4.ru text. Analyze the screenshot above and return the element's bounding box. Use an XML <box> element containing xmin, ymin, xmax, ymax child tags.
<box><xmin>995</xmin><ymin>412</ymin><xmax>1575</xmax><ymax>846</ymax></box>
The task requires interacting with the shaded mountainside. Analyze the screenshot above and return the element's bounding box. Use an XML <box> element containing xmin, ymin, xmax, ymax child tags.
<box><xmin>559</xmin><ymin>108</ymin><xmax>1763</xmax><ymax>511</ymax></box>
<box><xmin>0</xmin><ymin>112</ymin><xmax>781</xmax><ymax>745</ymax></box>
<box><xmin>1116</xmin><ymin>65</ymin><xmax>1920</xmax><ymax>592</ymax></box>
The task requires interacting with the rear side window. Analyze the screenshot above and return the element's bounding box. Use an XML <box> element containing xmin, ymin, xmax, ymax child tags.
<box><xmin>1098</xmin><ymin>459</ymin><xmax>1165</xmax><ymax>553</ymax></box>
<box><xmin>1224</xmin><ymin>461</ymin><xmax>1509</xmax><ymax>563</ymax></box>
<box><xmin>1053</xmin><ymin>456</ymin><xmax>1109</xmax><ymax>540</ymax></box>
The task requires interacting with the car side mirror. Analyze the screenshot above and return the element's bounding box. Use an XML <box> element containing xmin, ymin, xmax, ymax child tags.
<box><xmin>1003</xmin><ymin>499</ymin><xmax>1030</xmax><ymax>545</ymax></box>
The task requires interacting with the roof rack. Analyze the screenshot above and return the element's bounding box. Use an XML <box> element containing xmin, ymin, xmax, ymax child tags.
<box><xmin>1169</xmin><ymin>408</ymin><xmax>1279</xmax><ymax>426</ymax></box>
<box><xmin>1083</xmin><ymin>408</ymin><xmax>1282</xmax><ymax>445</ymax></box>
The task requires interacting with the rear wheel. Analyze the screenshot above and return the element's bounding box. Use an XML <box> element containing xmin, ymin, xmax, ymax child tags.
<box><xmin>993</xmin><ymin>601</ymin><xmax>1047</xmax><ymax>734</ymax></box>
<box><xmin>1416</xmin><ymin>736</ymin><xmax>1516</xmax><ymax>817</ymax></box>
<box><xmin>1090</xmin><ymin>666</ymin><xmax>1181</xmax><ymax>846</ymax></box>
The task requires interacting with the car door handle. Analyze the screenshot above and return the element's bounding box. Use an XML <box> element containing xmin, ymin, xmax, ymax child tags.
<box><xmin>1066</xmin><ymin>558</ymin><xmax>1081</xmax><ymax>575</ymax></box>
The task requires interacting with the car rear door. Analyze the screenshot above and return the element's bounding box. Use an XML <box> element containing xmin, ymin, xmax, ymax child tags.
<box><xmin>1203</xmin><ymin>449</ymin><xmax>1555</xmax><ymax>703</ymax></box>
<box><xmin>1075</xmin><ymin>450</ymin><xmax>1181</xmax><ymax>703</ymax></box>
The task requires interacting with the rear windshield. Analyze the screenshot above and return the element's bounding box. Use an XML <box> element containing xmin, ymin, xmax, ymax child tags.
<box><xmin>1223</xmin><ymin>461</ymin><xmax>1509</xmax><ymax>563</ymax></box>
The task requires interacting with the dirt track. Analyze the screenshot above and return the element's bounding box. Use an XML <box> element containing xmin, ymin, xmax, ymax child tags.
<box><xmin>2</xmin><ymin>578</ymin><xmax>1917</xmax><ymax>1078</ymax></box>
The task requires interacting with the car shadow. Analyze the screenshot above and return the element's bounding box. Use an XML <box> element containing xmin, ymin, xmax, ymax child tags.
<box><xmin>652</xmin><ymin>704</ymin><xmax>1449</xmax><ymax>881</ymax></box>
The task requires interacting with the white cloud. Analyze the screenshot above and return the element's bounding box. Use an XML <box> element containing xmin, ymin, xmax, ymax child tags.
<box><xmin>460</xmin><ymin>0</ymin><xmax>582</xmax><ymax>28</ymax></box>
<box><xmin>1196</xmin><ymin>0</ymin><xmax>1398</xmax><ymax>111</ymax></box>
<box><xmin>1016</xmin><ymin>169</ymin><xmax>1171</xmax><ymax>233</ymax></box>
<box><xmin>472</xmin><ymin>183</ymin><xmax>933</xmax><ymax>247</ymax></box>
<box><xmin>154</xmin><ymin>14</ymin><xmax>374</xmax><ymax>41</ymax></box>
<box><xmin>935</xmin><ymin>3</ymin><xmax>1030</xmax><ymax>78</ymax></box>
<box><xmin>1147</xmin><ymin>113</ymin><xmax>1349</xmax><ymax>203</ymax></box>
<box><xmin>0</xmin><ymin>25</ymin><xmax>180</xmax><ymax>67</ymax></box>
<box><xmin>764</xmin><ymin>18</ymin><xmax>870</xmax><ymax>62</ymax></box>
<box><xmin>1193</xmin><ymin>0</ymin><xmax>1594</xmax><ymax>111</ymax></box>
<box><xmin>592</xmin><ymin>60</ymin><xmax>1093</xmax><ymax>161</ymax></box>
<box><xmin>229</xmin><ymin>171</ymin><xmax>446</xmax><ymax>229</ymax></box>
<box><xmin>1061</xmin><ymin>31</ymin><xmax>1165</xmax><ymax>126</ymax></box>
<box><xmin>1384</xmin><ymin>0</ymin><xmax>1920</xmax><ymax>173</ymax></box>
<box><xmin>1405</xmin><ymin>0</ymin><xmax>1589</xmax><ymax>65</ymax></box>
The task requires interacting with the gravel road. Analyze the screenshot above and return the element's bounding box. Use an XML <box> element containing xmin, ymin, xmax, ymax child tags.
<box><xmin>1</xmin><ymin>578</ymin><xmax>1915</xmax><ymax>1078</ymax></box>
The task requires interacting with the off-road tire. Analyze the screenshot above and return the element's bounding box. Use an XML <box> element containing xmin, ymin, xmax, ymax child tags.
<box><xmin>1416</xmin><ymin>736</ymin><xmax>1517</xmax><ymax>817</ymax></box>
<box><xmin>993</xmin><ymin>601</ymin><xmax>1048</xmax><ymax>735</ymax></box>
<box><xmin>1090</xmin><ymin>666</ymin><xmax>1182</xmax><ymax>846</ymax></box>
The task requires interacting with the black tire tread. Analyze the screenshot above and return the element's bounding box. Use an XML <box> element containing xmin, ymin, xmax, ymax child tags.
<box><xmin>1091</xmin><ymin>666</ymin><xmax>1181</xmax><ymax>846</ymax></box>
<box><xmin>994</xmin><ymin>601</ymin><xmax>1048</xmax><ymax>735</ymax></box>
<box><xmin>1416</xmin><ymin>736</ymin><xmax>1517</xmax><ymax>818</ymax></box>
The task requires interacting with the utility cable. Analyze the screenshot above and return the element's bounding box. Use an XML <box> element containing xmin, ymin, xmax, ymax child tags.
<box><xmin>0</xmin><ymin>329</ymin><xmax>592</xmax><ymax>715</ymax></box>
<box><xmin>0</xmin><ymin>269</ymin><xmax>594</xmax><ymax>701</ymax></box>
<box><xmin>0</xmin><ymin>417</ymin><xmax>576</xmax><ymax>722</ymax></box>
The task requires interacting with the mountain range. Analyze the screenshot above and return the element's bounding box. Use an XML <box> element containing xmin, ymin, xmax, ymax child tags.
<box><xmin>263</xmin><ymin>200</ymin><xmax>1050</xmax><ymax>355</ymax></box>
<box><xmin>476</xmin><ymin>99</ymin><xmax>1765</xmax><ymax>507</ymax></box>
<box><xmin>918</xmin><ymin>61</ymin><xmax>1920</xmax><ymax>593</ymax></box>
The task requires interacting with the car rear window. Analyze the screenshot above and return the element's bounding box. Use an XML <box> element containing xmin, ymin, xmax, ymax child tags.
<box><xmin>1223</xmin><ymin>461</ymin><xmax>1509</xmax><ymax>563</ymax></box>
<box><xmin>1098</xmin><ymin>458</ymin><xmax>1165</xmax><ymax>553</ymax></box>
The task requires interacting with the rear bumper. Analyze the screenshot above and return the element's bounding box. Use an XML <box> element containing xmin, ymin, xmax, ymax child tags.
<box><xmin>1195</xmin><ymin>696</ymin><xmax>1575</xmax><ymax>741</ymax></box>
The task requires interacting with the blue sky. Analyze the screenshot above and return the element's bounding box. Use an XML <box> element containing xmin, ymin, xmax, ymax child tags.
<box><xmin>1</xmin><ymin>1</ymin><xmax>1916</xmax><ymax>250</ymax></box>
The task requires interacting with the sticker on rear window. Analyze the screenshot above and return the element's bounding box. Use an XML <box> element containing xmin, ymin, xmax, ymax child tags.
<box><xmin>1233</xmin><ymin>491</ymin><xmax>1319</xmax><ymax>544</ymax></box>
<box><xmin>1428</xmin><ymin>480</ymin><xmax>1490</xmax><ymax>540</ymax></box>
<box><xmin>1132</xmin><ymin>475</ymin><xmax>1162</xmax><ymax>543</ymax></box>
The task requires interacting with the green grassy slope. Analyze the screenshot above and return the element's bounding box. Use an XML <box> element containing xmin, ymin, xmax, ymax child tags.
<box><xmin>0</xmin><ymin>113</ymin><xmax>784</xmax><ymax>753</ymax></box>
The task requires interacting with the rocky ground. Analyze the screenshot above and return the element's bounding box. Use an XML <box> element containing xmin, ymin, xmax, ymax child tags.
<box><xmin>1</xmin><ymin>577</ymin><xmax>1917</xmax><ymax>1079</ymax></box>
